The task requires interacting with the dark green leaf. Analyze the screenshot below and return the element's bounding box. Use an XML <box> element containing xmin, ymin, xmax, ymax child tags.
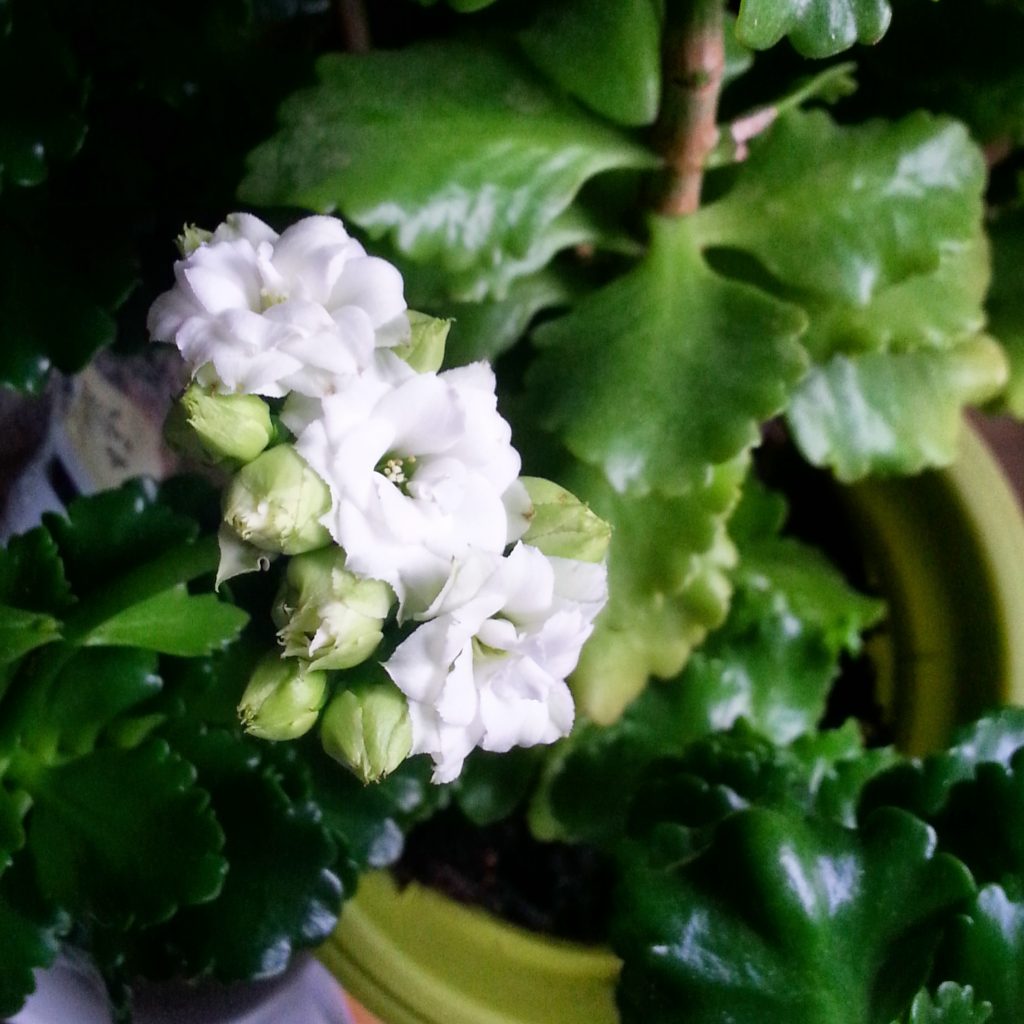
<box><xmin>935</xmin><ymin>885</ymin><xmax>1024</xmax><ymax>1024</ymax></box>
<box><xmin>736</xmin><ymin>0</ymin><xmax>891</xmax><ymax>57</ymax></box>
<box><xmin>35</xmin><ymin>647</ymin><xmax>162</xmax><ymax>757</ymax></box>
<box><xmin>0</xmin><ymin>526</ymin><xmax>73</xmax><ymax>615</ymax></box>
<box><xmin>988</xmin><ymin>208</ymin><xmax>1024</xmax><ymax>416</ymax></box>
<box><xmin>85</xmin><ymin>586</ymin><xmax>248</xmax><ymax>656</ymax></box>
<box><xmin>613</xmin><ymin>807</ymin><xmax>975</xmax><ymax>1024</ymax></box>
<box><xmin>787</xmin><ymin>338</ymin><xmax>1008</xmax><ymax>481</ymax></box>
<box><xmin>0</xmin><ymin>854</ymin><xmax>68</xmax><ymax>1019</ymax></box>
<box><xmin>518</xmin><ymin>0</ymin><xmax>661</xmax><ymax>126</ymax></box>
<box><xmin>696</xmin><ymin>111</ymin><xmax>985</xmax><ymax>307</ymax></box>
<box><xmin>454</xmin><ymin>747</ymin><xmax>544</xmax><ymax>827</ymax></box>
<box><xmin>240</xmin><ymin>41</ymin><xmax>656</xmax><ymax>297</ymax></box>
<box><xmin>20</xmin><ymin>740</ymin><xmax>225</xmax><ymax>927</ymax></box>
<box><xmin>903</xmin><ymin>983</ymin><xmax>993</xmax><ymax>1024</ymax></box>
<box><xmin>0</xmin><ymin>605</ymin><xmax>60</xmax><ymax>665</ymax></box>
<box><xmin>529</xmin><ymin>216</ymin><xmax>806</xmax><ymax>494</ymax></box>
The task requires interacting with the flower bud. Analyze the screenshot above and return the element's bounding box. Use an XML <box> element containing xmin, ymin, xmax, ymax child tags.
<box><xmin>238</xmin><ymin>654</ymin><xmax>328</xmax><ymax>741</ymax></box>
<box><xmin>520</xmin><ymin>477</ymin><xmax>611</xmax><ymax>563</ymax></box>
<box><xmin>223</xmin><ymin>444</ymin><xmax>332</xmax><ymax>555</ymax></box>
<box><xmin>321</xmin><ymin>675</ymin><xmax>413</xmax><ymax>784</ymax></box>
<box><xmin>392</xmin><ymin>310</ymin><xmax>451</xmax><ymax>373</ymax></box>
<box><xmin>273</xmin><ymin>549</ymin><xmax>394</xmax><ymax>671</ymax></box>
<box><xmin>175</xmin><ymin>384</ymin><xmax>275</xmax><ymax>464</ymax></box>
<box><xmin>176</xmin><ymin>224</ymin><xmax>213</xmax><ymax>257</ymax></box>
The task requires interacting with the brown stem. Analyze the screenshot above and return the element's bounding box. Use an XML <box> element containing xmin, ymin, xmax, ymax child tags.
<box><xmin>338</xmin><ymin>0</ymin><xmax>371</xmax><ymax>53</ymax></box>
<box><xmin>652</xmin><ymin>0</ymin><xmax>726</xmax><ymax>216</ymax></box>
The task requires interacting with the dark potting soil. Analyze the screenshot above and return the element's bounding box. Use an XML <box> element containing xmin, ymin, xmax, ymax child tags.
<box><xmin>396</xmin><ymin>426</ymin><xmax>893</xmax><ymax>944</ymax></box>
<box><xmin>392</xmin><ymin>807</ymin><xmax>615</xmax><ymax>944</ymax></box>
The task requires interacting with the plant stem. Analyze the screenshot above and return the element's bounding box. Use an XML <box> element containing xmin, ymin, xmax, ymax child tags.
<box><xmin>653</xmin><ymin>0</ymin><xmax>727</xmax><ymax>216</ymax></box>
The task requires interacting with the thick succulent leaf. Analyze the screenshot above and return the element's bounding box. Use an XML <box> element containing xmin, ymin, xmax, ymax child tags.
<box><xmin>454</xmin><ymin>747</ymin><xmax>545</xmax><ymax>827</ymax></box>
<box><xmin>612</xmin><ymin>807</ymin><xmax>975</xmax><ymax>1024</ymax></box>
<box><xmin>518</xmin><ymin>0</ymin><xmax>661</xmax><ymax>126</ymax></box>
<box><xmin>735</xmin><ymin>0</ymin><xmax>890</xmax><ymax>57</ymax></box>
<box><xmin>130</xmin><ymin>727</ymin><xmax>343</xmax><ymax>982</ymax></box>
<box><xmin>20</xmin><ymin>740</ymin><xmax>225</xmax><ymax>927</ymax></box>
<box><xmin>0</xmin><ymin>855</ymin><xmax>68</xmax><ymax>1019</ymax></box>
<box><xmin>0</xmin><ymin>526</ymin><xmax>73</xmax><ymax>616</ymax></box>
<box><xmin>935</xmin><ymin>886</ymin><xmax>1024</xmax><ymax>1024</ymax></box>
<box><xmin>797</xmin><ymin>229</ymin><xmax>990</xmax><ymax>364</ymax></box>
<box><xmin>947</xmin><ymin>710</ymin><xmax>1024</xmax><ymax>770</ymax></box>
<box><xmin>85</xmin><ymin>585</ymin><xmax>248</xmax><ymax>656</ymax></box>
<box><xmin>44</xmin><ymin>480</ymin><xmax>198</xmax><ymax>598</ymax></box>
<box><xmin>987</xmin><ymin>208</ymin><xmax>1024</xmax><ymax>416</ymax></box>
<box><xmin>0</xmin><ymin>605</ymin><xmax>60</xmax><ymax>665</ymax></box>
<box><xmin>787</xmin><ymin>338</ymin><xmax>1008</xmax><ymax>481</ymax></box>
<box><xmin>696</xmin><ymin>111</ymin><xmax>985</xmax><ymax>307</ymax></box>
<box><xmin>565</xmin><ymin>457</ymin><xmax>746</xmax><ymax>724</ymax></box>
<box><xmin>528</xmin><ymin>216</ymin><xmax>806</xmax><ymax>494</ymax></box>
<box><xmin>240</xmin><ymin>41</ymin><xmax>656</xmax><ymax>296</ymax></box>
<box><xmin>902</xmin><ymin>983</ymin><xmax>993</xmax><ymax>1024</ymax></box>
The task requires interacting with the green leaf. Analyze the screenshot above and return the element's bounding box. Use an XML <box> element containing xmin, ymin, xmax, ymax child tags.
<box><xmin>130</xmin><ymin>727</ymin><xmax>343</xmax><ymax>981</ymax></box>
<box><xmin>564</xmin><ymin>456</ymin><xmax>746</xmax><ymax>724</ymax></box>
<box><xmin>903</xmin><ymin>983</ymin><xmax>993</xmax><ymax>1024</ymax></box>
<box><xmin>19</xmin><ymin>740</ymin><xmax>225</xmax><ymax>927</ymax></box>
<box><xmin>518</xmin><ymin>0</ymin><xmax>661</xmax><ymax>127</ymax></box>
<box><xmin>786</xmin><ymin>337</ymin><xmax>1008</xmax><ymax>481</ymax></box>
<box><xmin>35</xmin><ymin>647</ymin><xmax>162</xmax><ymax>757</ymax></box>
<box><xmin>0</xmin><ymin>526</ymin><xmax>73</xmax><ymax>615</ymax></box>
<box><xmin>44</xmin><ymin>481</ymin><xmax>198</xmax><ymax>598</ymax></box>
<box><xmin>0</xmin><ymin>854</ymin><xmax>68</xmax><ymax>1019</ymax></box>
<box><xmin>528</xmin><ymin>216</ymin><xmax>806</xmax><ymax>494</ymax></box>
<box><xmin>988</xmin><ymin>208</ymin><xmax>1024</xmax><ymax>416</ymax></box>
<box><xmin>613</xmin><ymin>807</ymin><xmax>975</xmax><ymax>1024</ymax></box>
<box><xmin>454</xmin><ymin>747</ymin><xmax>544</xmax><ymax>827</ymax></box>
<box><xmin>240</xmin><ymin>40</ymin><xmax>656</xmax><ymax>295</ymax></box>
<box><xmin>735</xmin><ymin>0</ymin><xmax>891</xmax><ymax>57</ymax></box>
<box><xmin>696</xmin><ymin>111</ymin><xmax>986</xmax><ymax>307</ymax></box>
<box><xmin>85</xmin><ymin>585</ymin><xmax>249</xmax><ymax>656</ymax></box>
<box><xmin>935</xmin><ymin>885</ymin><xmax>1024</xmax><ymax>1024</ymax></box>
<box><xmin>0</xmin><ymin>605</ymin><xmax>60</xmax><ymax>665</ymax></box>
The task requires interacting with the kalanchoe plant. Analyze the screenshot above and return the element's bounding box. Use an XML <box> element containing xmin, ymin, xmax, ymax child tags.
<box><xmin>4</xmin><ymin>0</ymin><xmax>1024</xmax><ymax>1022</ymax></box>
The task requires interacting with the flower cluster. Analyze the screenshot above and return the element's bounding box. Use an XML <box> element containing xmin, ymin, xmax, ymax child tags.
<box><xmin>150</xmin><ymin>213</ymin><xmax>610</xmax><ymax>783</ymax></box>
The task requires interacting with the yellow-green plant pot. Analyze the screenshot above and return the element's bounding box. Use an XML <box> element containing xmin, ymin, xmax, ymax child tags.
<box><xmin>319</xmin><ymin>424</ymin><xmax>1024</xmax><ymax>1024</ymax></box>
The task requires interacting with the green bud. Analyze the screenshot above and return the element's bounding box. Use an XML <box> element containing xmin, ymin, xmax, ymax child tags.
<box><xmin>174</xmin><ymin>384</ymin><xmax>275</xmax><ymax>464</ymax></box>
<box><xmin>392</xmin><ymin>310</ymin><xmax>451</xmax><ymax>373</ymax></box>
<box><xmin>238</xmin><ymin>654</ymin><xmax>328</xmax><ymax>741</ymax></box>
<box><xmin>273</xmin><ymin>549</ymin><xmax>394</xmax><ymax>671</ymax></box>
<box><xmin>321</xmin><ymin>675</ymin><xmax>413</xmax><ymax>784</ymax></box>
<box><xmin>520</xmin><ymin>477</ymin><xmax>611</xmax><ymax>563</ymax></box>
<box><xmin>176</xmin><ymin>224</ymin><xmax>213</xmax><ymax>257</ymax></box>
<box><xmin>223</xmin><ymin>445</ymin><xmax>332</xmax><ymax>555</ymax></box>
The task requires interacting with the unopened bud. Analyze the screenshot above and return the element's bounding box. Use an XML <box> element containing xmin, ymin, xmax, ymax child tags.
<box><xmin>176</xmin><ymin>224</ymin><xmax>213</xmax><ymax>257</ymax></box>
<box><xmin>321</xmin><ymin>676</ymin><xmax>413</xmax><ymax>784</ymax></box>
<box><xmin>238</xmin><ymin>654</ymin><xmax>328</xmax><ymax>741</ymax></box>
<box><xmin>223</xmin><ymin>445</ymin><xmax>332</xmax><ymax>555</ymax></box>
<box><xmin>273</xmin><ymin>549</ymin><xmax>393</xmax><ymax>670</ymax></box>
<box><xmin>175</xmin><ymin>384</ymin><xmax>274</xmax><ymax>464</ymax></box>
<box><xmin>392</xmin><ymin>310</ymin><xmax>451</xmax><ymax>373</ymax></box>
<box><xmin>520</xmin><ymin>477</ymin><xmax>611</xmax><ymax>563</ymax></box>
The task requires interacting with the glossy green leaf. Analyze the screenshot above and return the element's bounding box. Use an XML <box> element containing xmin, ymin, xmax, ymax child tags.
<box><xmin>0</xmin><ymin>526</ymin><xmax>73</xmax><ymax>616</ymax></box>
<box><xmin>518</xmin><ymin>0</ymin><xmax>661</xmax><ymax>126</ymax></box>
<box><xmin>35</xmin><ymin>647</ymin><xmax>162</xmax><ymax>757</ymax></box>
<box><xmin>736</xmin><ymin>0</ymin><xmax>891</xmax><ymax>57</ymax></box>
<box><xmin>85</xmin><ymin>585</ymin><xmax>248</xmax><ymax>656</ymax></box>
<box><xmin>696</xmin><ymin>111</ymin><xmax>986</xmax><ymax>307</ymax></box>
<box><xmin>0</xmin><ymin>605</ymin><xmax>60</xmax><ymax>665</ymax></box>
<box><xmin>565</xmin><ymin>456</ymin><xmax>746</xmax><ymax>724</ymax></box>
<box><xmin>20</xmin><ymin>740</ymin><xmax>225</xmax><ymax>927</ymax></box>
<box><xmin>787</xmin><ymin>337</ymin><xmax>1008</xmax><ymax>481</ymax></box>
<box><xmin>454</xmin><ymin>747</ymin><xmax>545</xmax><ymax>827</ymax></box>
<box><xmin>0</xmin><ymin>855</ymin><xmax>68</xmax><ymax>1019</ymax></box>
<box><xmin>935</xmin><ymin>886</ymin><xmax>1024</xmax><ymax>1024</ymax></box>
<box><xmin>948</xmin><ymin>710</ymin><xmax>1024</xmax><ymax>770</ymax></box>
<box><xmin>902</xmin><ymin>984</ymin><xmax>992</xmax><ymax>1024</ymax></box>
<box><xmin>240</xmin><ymin>41</ymin><xmax>656</xmax><ymax>295</ymax></box>
<box><xmin>987</xmin><ymin>208</ymin><xmax>1024</xmax><ymax>416</ymax></box>
<box><xmin>131</xmin><ymin>727</ymin><xmax>343</xmax><ymax>981</ymax></box>
<box><xmin>613</xmin><ymin>807</ymin><xmax>975</xmax><ymax>1024</ymax></box>
<box><xmin>529</xmin><ymin>216</ymin><xmax>806</xmax><ymax>494</ymax></box>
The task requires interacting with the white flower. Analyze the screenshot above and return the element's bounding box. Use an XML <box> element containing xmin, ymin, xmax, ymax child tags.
<box><xmin>148</xmin><ymin>213</ymin><xmax>408</xmax><ymax>397</ymax></box>
<box><xmin>289</xmin><ymin>361</ymin><xmax>522</xmax><ymax>614</ymax></box>
<box><xmin>383</xmin><ymin>544</ymin><xmax>608</xmax><ymax>783</ymax></box>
